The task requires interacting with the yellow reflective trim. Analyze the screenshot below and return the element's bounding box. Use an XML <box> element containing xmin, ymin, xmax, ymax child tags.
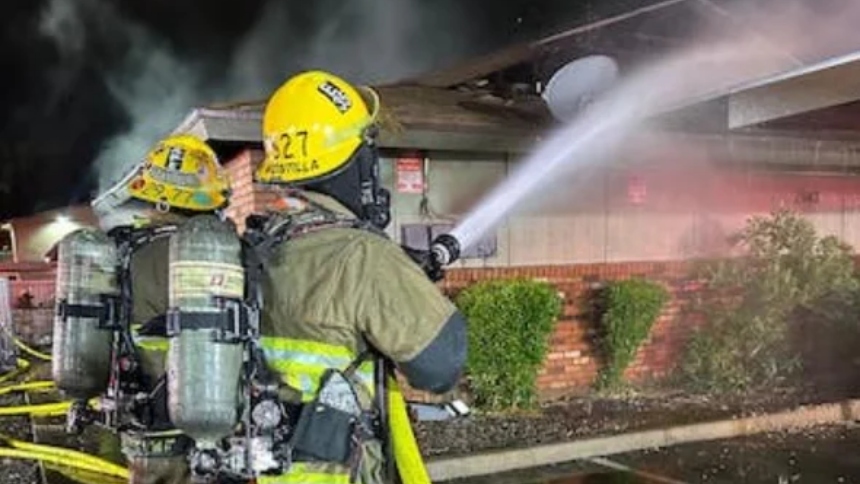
<box><xmin>131</xmin><ymin>325</ymin><xmax>170</xmax><ymax>351</ymax></box>
<box><xmin>259</xmin><ymin>337</ymin><xmax>356</xmax><ymax>359</ymax></box>
<box><xmin>261</xmin><ymin>337</ymin><xmax>375</xmax><ymax>401</ymax></box>
<box><xmin>135</xmin><ymin>339</ymin><xmax>169</xmax><ymax>352</ymax></box>
<box><xmin>268</xmin><ymin>360</ymin><xmax>373</xmax><ymax>402</ymax></box>
<box><xmin>257</xmin><ymin>463</ymin><xmax>350</xmax><ymax>484</ymax></box>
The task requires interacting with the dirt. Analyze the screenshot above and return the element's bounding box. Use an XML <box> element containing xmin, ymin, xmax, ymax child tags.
<box><xmin>414</xmin><ymin>384</ymin><xmax>857</xmax><ymax>458</ymax></box>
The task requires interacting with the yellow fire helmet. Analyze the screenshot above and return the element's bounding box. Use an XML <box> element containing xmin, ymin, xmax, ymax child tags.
<box><xmin>93</xmin><ymin>134</ymin><xmax>231</xmax><ymax>222</ymax></box>
<box><xmin>257</xmin><ymin>70</ymin><xmax>380</xmax><ymax>185</ymax></box>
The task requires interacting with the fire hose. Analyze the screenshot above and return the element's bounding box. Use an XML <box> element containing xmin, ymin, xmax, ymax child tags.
<box><xmin>388</xmin><ymin>376</ymin><xmax>432</xmax><ymax>484</ymax></box>
<box><xmin>13</xmin><ymin>338</ymin><xmax>52</xmax><ymax>362</ymax></box>
<box><xmin>0</xmin><ymin>377</ymin><xmax>130</xmax><ymax>482</ymax></box>
<box><xmin>0</xmin><ymin>358</ymin><xmax>31</xmax><ymax>384</ymax></box>
<box><xmin>0</xmin><ymin>380</ymin><xmax>55</xmax><ymax>396</ymax></box>
<box><xmin>0</xmin><ymin>435</ymin><xmax>129</xmax><ymax>480</ymax></box>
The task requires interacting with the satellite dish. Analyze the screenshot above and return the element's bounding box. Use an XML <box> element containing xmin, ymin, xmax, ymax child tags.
<box><xmin>542</xmin><ymin>55</ymin><xmax>619</xmax><ymax>122</ymax></box>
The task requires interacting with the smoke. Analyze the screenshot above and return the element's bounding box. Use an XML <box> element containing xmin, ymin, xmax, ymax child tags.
<box><xmin>37</xmin><ymin>0</ymin><xmax>472</xmax><ymax>194</ymax></box>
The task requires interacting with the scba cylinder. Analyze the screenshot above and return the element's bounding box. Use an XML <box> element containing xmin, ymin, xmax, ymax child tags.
<box><xmin>167</xmin><ymin>215</ymin><xmax>245</xmax><ymax>448</ymax></box>
<box><xmin>51</xmin><ymin>229</ymin><xmax>119</xmax><ymax>400</ymax></box>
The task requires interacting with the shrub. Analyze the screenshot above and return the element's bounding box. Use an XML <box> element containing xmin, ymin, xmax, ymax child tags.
<box><xmin>597</xmin><ymin>278</ymin><xmax>669</xmax><ymax>390</ymax></box>
<box><xmin>681</xmin><ymin>209</ymin><xmax>859</xmax><ymax>392</ymax></box>
<box><xmin>456</xmin><ymin>279</ymin><xmax>562</xmax><ymax>410</ymax></box>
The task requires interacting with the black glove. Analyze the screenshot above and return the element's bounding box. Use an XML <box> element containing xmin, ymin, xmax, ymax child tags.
<box><xmin>401</xmin><ymin>246</ymin><xmax>445</xmax><ymax>283</ymax></box>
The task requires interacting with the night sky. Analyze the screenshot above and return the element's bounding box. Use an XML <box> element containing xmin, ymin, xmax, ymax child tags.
<box><xmin>0</xmin><ymin>0</ymin><xmax>654</xmax><ymax>219</ymax></box>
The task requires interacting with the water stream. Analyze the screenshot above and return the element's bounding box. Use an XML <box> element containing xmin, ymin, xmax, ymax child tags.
<box><xmin>448</xmin><ymin>29</ymin><xmax>814</xmax><ymax>252</ymax></box>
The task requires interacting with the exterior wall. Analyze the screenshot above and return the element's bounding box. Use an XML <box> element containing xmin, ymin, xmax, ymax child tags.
<box><xmin>221</xmin><ymin>144</ymin><xmax>860</xmax><ymax>402</ymax></box>
<box><xmin>439</xmin><ymin>261</ymin><xmax>696</xmax><ymax>401</ymax></box>
<box><xmin>380</xmin><ymin>147</ymin><xmax>860</xmax><ymax>267</ymax></box>
<box><xmin>7</xmin><ymin>205</ymin><xmax>98</xmax><ymax>263</ymax></box>
<box><xmin>13</xmin><ymin>308</ymin><xmax>53</xmax><ymax>346</ymax></box>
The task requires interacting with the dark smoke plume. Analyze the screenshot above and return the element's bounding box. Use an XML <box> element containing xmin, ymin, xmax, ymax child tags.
<box><xmin>37</xmin><ymin>0</ymin><xmax>473</xmax><ymax>194</ymax></box>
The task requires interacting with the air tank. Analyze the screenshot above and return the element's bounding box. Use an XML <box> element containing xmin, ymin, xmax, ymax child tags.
<box><xmin>167</xmin><ymin>215</ymin><xmax>244</xmax><ymax>449</ymax></box>
<box><xmin>51</xmin><ymin>229</ymin><xmax>118</xmax><ymax>399</ymax></box>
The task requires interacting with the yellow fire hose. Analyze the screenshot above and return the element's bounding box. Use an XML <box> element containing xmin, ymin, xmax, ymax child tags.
<box><xmin>13</xmin><ymin>338</ymin><xmax>52</xmax><ymax>362</ymax></box>
<box><xmin>44</xmin><ymin>463</ymin><xmax>129</xmax><ymax>484</ymax></box>
<box><xmin>0</xmin><ymin>380</ymin><xmax>55</xmax><ymax>396</ymax></box>
<box><xmin>0</xmin><ymin>358</ymin><xmax>31</xmax><ymax>384</ymax></box>
<box><xmin>387</xmin><ymin>376</ymin><xmax>432</xmax><ymax>484</ymax></box>
<box><xmin>0</xmin><ymin>434</ymin><xmax>129</xmax><ymax>477</ymax></box>
<box><xmin>0</xmin><ymin>398</ymin><xmax>98</xmax><ymax>417</ymax></box>
<box><xmin>0</xmin><ymin>448</ymin><xmax>128</xmax><ymax>479</ymax></box>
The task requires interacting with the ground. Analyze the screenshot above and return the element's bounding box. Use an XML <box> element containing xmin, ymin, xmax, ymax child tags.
<box><xmin>450</xmin><ymin>424</ymin><xmax>860</xmax><ymax>484</ymax></box>
<box><xmin>414</xmin><ymin>383</ymin><xmax>855</xmax><ymax>458</ymax></box>
<box><xmin>1</xmin><ymin>359</ymin><xmax>857</xmax><ymax>483</ymax></box>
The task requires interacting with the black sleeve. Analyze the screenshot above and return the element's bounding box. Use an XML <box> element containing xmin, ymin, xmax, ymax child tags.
<box><xmin>397</xmin><ymin>310</ymin><xmax>468</xmax><ymax>394</ymax></box>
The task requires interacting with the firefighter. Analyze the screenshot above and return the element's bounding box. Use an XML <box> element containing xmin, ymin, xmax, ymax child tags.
<box><xmin>245</xmin><ymin>70</ymin><xmax>468</xmax><ymax>484</ymax></box>
<box><xmin>90</xmin><ymin>133</ymin><xmax>232</xmax><ymax>484</ymax></box>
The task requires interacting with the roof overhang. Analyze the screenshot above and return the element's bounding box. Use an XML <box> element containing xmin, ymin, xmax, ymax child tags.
<box><xmin>726</xmin><ymin>51</ymin><xmax>860</xmax><ymax>129</ymax></box>
<box><xmin>172</xmin><ymin>107</ymin><xmax>542</xmax><ymax>154</ymax></box>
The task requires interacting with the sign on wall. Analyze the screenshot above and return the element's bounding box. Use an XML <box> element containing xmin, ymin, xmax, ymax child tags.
<box><xmin>396</xmin><ymin>157</ymin><xmax>425</xmax><ymax>194</ymax></box>
<box><xmin>628</xmin><ymin>175</ymin><xmax>647</xmax><ymax>205</ymax></box>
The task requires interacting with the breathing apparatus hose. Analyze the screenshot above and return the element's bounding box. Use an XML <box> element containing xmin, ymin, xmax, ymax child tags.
<box><xmin>386</xmin><ymin>375</ymin><xmax>432</xmax><ymax>484</ymax></box>
<box><xmin>13</xmin><ymin>338</ymin><xmax>52</xmax><ymax>361</ymax></box>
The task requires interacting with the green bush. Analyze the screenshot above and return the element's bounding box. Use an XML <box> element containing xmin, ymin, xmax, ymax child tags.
<box><xmin>597</xmin><ymin>278</ymin><xmax>669</xmax><ymax>390</ymax></box>
<box><xmin>456</xmin><ymin>279</ymin><xmax>562</xmax><ymax>410</ymax></box>
<box><xmin>681</xmin><ymin>209</ymin><xmax>859</xmax><ymax>392</ymax></box>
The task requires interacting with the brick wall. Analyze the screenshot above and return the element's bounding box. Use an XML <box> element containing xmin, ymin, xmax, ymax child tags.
<box><xmin>399</xmin><ymin>261</ymin><xmax>702</xmax><ymax>403</ymax></box>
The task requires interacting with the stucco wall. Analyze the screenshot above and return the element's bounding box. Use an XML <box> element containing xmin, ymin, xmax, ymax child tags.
<box><xmin>224</xmin><ymin>147</ymin><xmax>860</xmax><ymax>265</ymax></box>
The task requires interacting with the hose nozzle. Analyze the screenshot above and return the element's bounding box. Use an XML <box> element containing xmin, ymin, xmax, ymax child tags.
<box><xmin>430</xmin><ymin>234</ymin><xmax>461</xmax><ymax>267</ymax></box>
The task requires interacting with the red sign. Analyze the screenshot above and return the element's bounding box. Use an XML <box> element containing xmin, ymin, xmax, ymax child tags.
<box><xmin>396</xmin><ymin>158</ymin><xmax>425</xmax><ymax>194</ymax></box>
<box><xmin>628</xmin><ymin>176</ymin><xmax>647</xmax><ymax>205</ymax></box>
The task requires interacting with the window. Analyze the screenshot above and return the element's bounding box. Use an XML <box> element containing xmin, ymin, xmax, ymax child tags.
<box><xmin>400</xmin><ymin>223</ymin><xmax>497</xmax><ymax>260</ymax></box>
<box><xmin>0</xmin><ymin>229</ymin><xmax>12</xmax><ymax>262</ymax></box>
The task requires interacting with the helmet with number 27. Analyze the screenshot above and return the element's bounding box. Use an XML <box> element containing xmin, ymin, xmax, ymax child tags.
<box><xmin>257</xmin><ymin>70</ymin><xmax>380</xmax><ymax>185</ymax></box>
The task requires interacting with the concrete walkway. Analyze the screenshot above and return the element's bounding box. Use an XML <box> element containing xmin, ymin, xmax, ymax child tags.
<box><xmin>426</xmin><ymin>398</ymin><xmax>860</xmax><ymax>482</ymax></box>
